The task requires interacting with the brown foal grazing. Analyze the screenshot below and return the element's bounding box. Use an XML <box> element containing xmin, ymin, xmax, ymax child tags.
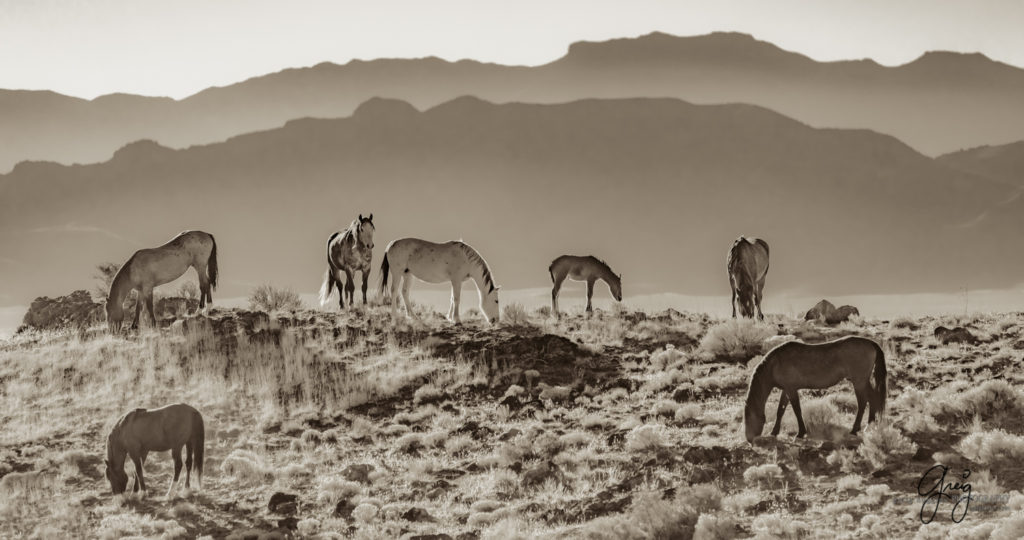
<box><xmin>548</xmin><ymin>255</ymin><xmax>622</xmax><ymax>318</ymax></box>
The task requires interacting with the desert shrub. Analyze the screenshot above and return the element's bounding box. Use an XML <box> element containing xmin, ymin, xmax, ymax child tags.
<box><xmin>248</xmin><ymin>284</ymin><xmax>302</xmax><ymax>312</ymax></box>
<box><xmin>412</xmin><ymin>384</ymin><xmax>443</xmax><ymax>405</ymax></box>
<box><xmin>650</xmin><ymin>400</ymin><xmax>679</xmax><ymax>418</ymax></box>
<box><xmin>220</xmin><ymin>449</ymin><xmax>273</xmax><ymax>484</ymax></box>
<box><xmin>625</xmin><ymin>424</ymin><xmax>668</xmax><ymax>453</ymax></box>
<box><xmin>502</xmin><ymin>303</ymin><xmax>531</xmax><ymax>326</ymax></box>
<box><xmin>693</xmin><ymin>366</ymin><xmax>748</xmax><ymax>392</ymax></box>
<box><xmin>445</xmin><ymin>434</ymin><xmax>474</xmax><ymax>455</ymax></box>
<box><xmin>797</xmin><ymin>397</ymin><xmax>847</xmax><ymax>441</ymax></box>
<box><xmin>742</xmin><ymin>464</ymin><xmax>784</xmax><ymax>489</ymax></box>
<box><xmin>750</xmin><ymin>513</ymin><xmax>809</xmax><ymax>539</ymax></box>
<box><xmin>699</xmin><ymin>319</ymin><xmax>777</xmax><ymax>362</ymax></box>
<box><xmin>352</xmin><ymin>503</ymin><xmax>378</xmax><ymax>523</ymax></box>
<box><xmin>675</xmin><ymin>403</ymin><xmax>701</xmax><ymax>422</ymax></box>
<box><xmin>579</xmin><ymin>491</ymin><xmax>699</xmax><ymax>539</ymax></box>
<box><xmin>958</xmin><ymin>429</ymin><xmax>1024</xmax><ymax>465</ymax></box>
<box><xmin>650</xmin><ymin>345</ymin><xmax>687</xmax><ymax>370</ymax></box>
<box><xmin>890</xmin><ymin>316</ymin><xmax>919</xmax><ymax>330</ymax></box>
<box><xmin>857</xmin><ymin>421</ymin><xmax>918</xmax><ymax>470</ymax></box>
<box><xmin>694</xmin><ymin>513</ymin><xmax>737</xmax><ymax>540</ymax></box>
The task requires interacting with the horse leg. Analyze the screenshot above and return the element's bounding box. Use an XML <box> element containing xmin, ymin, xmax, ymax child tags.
<box><xmin>770</xmin><ymin>392</ymin><xmax>789</xmax><ymax>436</ymax></box>
<box><xmin>130</xmin><ymin>453</ymin><xmax>146</xmax><ymax>494</ymax></box>
<box><xmin>730</xmin><ymin>276</ymin><xmax>737</xmax><ymax>318</ymax></box>
<box><xmin>551</xmin><ymin>274</ymin><xmax>564</xmax><ymax>319</ymax></box>
<box><xmin>586</xmin><ymin>279</ymin><xmax>595</xmax><ymax>313</ymax></box>
<box><xmin>168</xmin><ymin>447</ymin><xmax>183</xmax><ymax>498</ymax></box>
<box><xmin>450</xmin><ymin>280</ymin><xmax>462</xmax><ymax>324</ymax></box>
<box><xmin>401</xmin><ymin>273</ymin><xmax>418</xmax><ymax>320</ymax></box>
<box><xmin>786</xmin><ymin>389</ymin><xmax>808</xmax><ymax>438</ymax></box>
<box><xmin>346</xmin><ymin>269</ymin><xmax>356</xmax><ymax>307</ymax></box>
<box><xmin>867</xmin><ymin>385</ymin><xmax>880</xmax><ymax>425</ymax></box>
<box><xmin>132</xmin><ymin>292</ymin><xmax>142</xmax><ymax>330</ymax></box>
<box><xmin>197</xmin><ymin>267</ymin><xmax>209</xmax><ymax>312</ymax></box>
<box><xmin>145</xmin><ymin>290</ymin><xmax>156</xmax><ymax>329</ymax></box>
<box><xmin>360</xmin><ymin>269</ymin><xmax>369</xmax><ymax>305</ymax></box>
<box><xmin>851</xmin><ymin>387</ymin><xmax>868</xmax><ymax>434</ymax></box>
<box><xmin>755</xmin><ymin>278</ymin><xmax>766</xmax><ymax>320</ymax></box>
<box><xmin>184</xmin><ymin>442</ymin><xmax>193</xmax><ymax>489</ymax></box>
<box><xmin>390</xmin><ymin>274</ymin><xmax>401</xmax><ymax>320</ymax></box>
<box><xmin>337</xmin><ymin>270</ymin><xmax>346</xmax><ymax>309</ymax></box>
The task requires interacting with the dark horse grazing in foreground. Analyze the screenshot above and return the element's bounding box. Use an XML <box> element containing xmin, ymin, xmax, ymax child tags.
<box><xmin>105</xmin><ymin>403</ymin><xmax>205</xmax><ymax>496</ymax></box>
<box><xmin>107</xmin><ymin>230</ymin><xmax>218</xmax><ymax>332</ymax></box>
<box><xmin>727</xmin><ymin>237</ymin><xmax>769</xmax><ymax>320</ymax></box>
<box><xmin>744</xmin><ymin>336</ymin><xmax>887</xmax><ymax>443</ymax></box>
<box><xmin>548</xmin><ymin>255</ymin><xmax>622</xmax><ymax>318</ymax></box>
<box><xmin>319</xmin><ymin>214</ymin><xmax>375</xmax><ymax>309</ymax></box>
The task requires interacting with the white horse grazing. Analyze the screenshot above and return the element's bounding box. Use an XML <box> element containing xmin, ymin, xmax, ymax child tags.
<box><xmin>379</xmin><ymin>238</ymin><xmax>500</xmax><ymax>324</ymax></box>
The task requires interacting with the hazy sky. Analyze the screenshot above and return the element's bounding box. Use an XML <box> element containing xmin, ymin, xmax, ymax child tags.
<box><xmin>1</xmin><ymin>0</ymin><xmax>1022</xmax><ymax>100</ymax></box>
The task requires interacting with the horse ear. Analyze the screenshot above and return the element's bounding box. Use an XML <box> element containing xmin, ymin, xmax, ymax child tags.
<box><xmin>359</xmin><ymin>214</ymin><xmax>363</xmax><ymax>221</ymax></box>
<box><xmin>368</xmin><ymin>213</ymin><xmax>373</xmax><ymax>222</ymax></box>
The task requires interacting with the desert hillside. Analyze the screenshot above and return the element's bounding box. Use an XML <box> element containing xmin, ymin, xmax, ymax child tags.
<box><xmin>3</xmin><ymin>32</ymin><xmax>1024</xmax><ymax>171</ymax></box>
<box><xmin>2</xmin><ymin>97</ymin><xmax>1022</xmax><ymax>309</ymax></box>
<box><xmin>1</xmin><ymin>305</ymin><xmax>1023</xmax><ymax>538</ymax></box>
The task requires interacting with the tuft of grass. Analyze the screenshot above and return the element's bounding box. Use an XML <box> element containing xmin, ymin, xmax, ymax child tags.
<box><xmin>699</xmin><ymin>319</ymin><xmax>777</xmax><ymax>362</ymax></box>
<box><xmin>857</xmin><ymin>421</ymin><xmax>918</xmax><ymax>470</ymax></box>
<box><xmin>502</xmin><ymin>303</ymin><xmax>532</xmax><ymax>326</ymax></box>
<box><xmin>958</xmin><ymin>428</ymin><xmax>1024</xmax><ymax>465</ymax></box>
<box><xmin>248</xmin><ymin>284</ymin><xmax>303</xmax><ymax>312</ymax></box>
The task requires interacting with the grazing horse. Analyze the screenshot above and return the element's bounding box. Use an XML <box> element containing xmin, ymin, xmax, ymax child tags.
<box><xmin>107</xmin><ymin>230</ymin><xmax>218</xmax><ymax>333</ymax></box>
<box><xmin>548</xmin><ymin>255</ymin><xmax>622</xmax><ymax>318</ymax></box>
<box><xmin>105</xmin><ymin>403</ymin><xmax>205</xmax><ymax>497</ymax></box>
<box><xmin>728</xmin><ymin>237</ymin><xmax>769</xmax><ymax>320</ymax></box>
<box><xmin>379</xmin><ymin>238</ymin><xmax>500</xmax><ymax>325</ymax></box>
<box><xmin>319</xmin><ymin>214</ymin><xmax>375</xmax><ymax>309</ymax></box>
<box><xmin>744</xmin><ymin>336</ymin><xmax>887</xmax><ymax>443</ymax></box>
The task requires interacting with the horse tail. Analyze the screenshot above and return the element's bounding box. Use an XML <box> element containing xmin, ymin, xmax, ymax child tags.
<box><xmin>207</xmin><ymin>234</ymin><xmax>219</xmax><ymax>290</ymax></box>
<box><xmin>193</xmin><ymin>412</ymin><xmax>205</xmax><ymax>485</ymax></box>
<box><xmin>379</xmin><ymin>253</ymin><xmax>390</xmax><ymax>297</ymax></box>
<box><xmin>319</xmin><ymin>232</ymin><xmax>341</xmax><ymax>306</ymax></box>
<box><xmin>871</xmin><ymin>341</ymin><xmax>887</xmax><ymax>415</ymax></box>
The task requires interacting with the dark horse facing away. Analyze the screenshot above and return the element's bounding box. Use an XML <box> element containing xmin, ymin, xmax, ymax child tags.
<box><xmin>548</xmin><ymin>255</ymin><xmax>622</xmax><ymax>318</ymax></box>
<box><xmin>744</xmin><ymin>336</ymin><xmax>887</xmax><ymax>443</ymax></box>
<box><xmin>728</xmin><ymin>237</ymin><xmax>769</xmax><ymax>320</ymax></box>
<box><xmin>107</xmin><ymin>230</ymin><xmax>218</xmax><ymax>332</ymax></box>
<box><xmin>319</xmin><ymin>214</ymin><xmax>375</xmax><ymax>309</ymax></box>
<box><xmin>105</xmin><ymin>403</ymin><xmax>205</xmax><ymax>496</ymax></box>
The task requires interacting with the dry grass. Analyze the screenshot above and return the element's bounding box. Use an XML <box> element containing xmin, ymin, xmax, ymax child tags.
<box><xmin>0</xmin><ymin>307</ymin><xmax>1021</xmax><ymax>538</ymax></box>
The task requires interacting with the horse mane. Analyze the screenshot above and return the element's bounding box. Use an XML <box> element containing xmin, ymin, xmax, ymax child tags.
<box><xmin>457</xmin><ymin>242</ymin><xmax>495</xmax><ymax>292</ymax></box>
<box><xmin>108</xmin><ymin>257</ymin><xmax>135</xmax><ymax>306</ymax></box>
<box><xmin>744</xmin><ymin>354</ymin><xmax>775</xmax><ymax>414</ymax></box>
<box><xmin>587</xmin><ymin>256</ymin><xmax>618</xmax><ymax>282</ymax></box>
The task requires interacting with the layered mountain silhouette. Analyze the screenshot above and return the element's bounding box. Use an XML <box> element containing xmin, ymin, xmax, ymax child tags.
<box><xmin>1</xmin><ymin>97</ymin><xmax>1020</xmax><ymax>307</ymax></box>
<box><xmin>3</xmin><ymin>32</ymin><xmax>1024</xmax><ymax>173</ymax></box>
<box><xmin>938</xmin><ymin>141</ymin><xmax>1024</xmax><ymax>187</ymax></box>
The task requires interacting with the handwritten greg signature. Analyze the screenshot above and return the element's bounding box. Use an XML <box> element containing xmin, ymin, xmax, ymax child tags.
<box><xmin>917</xmin><ymin>464</ymin><xmax>972</xmax><ymax>524</ymax></box>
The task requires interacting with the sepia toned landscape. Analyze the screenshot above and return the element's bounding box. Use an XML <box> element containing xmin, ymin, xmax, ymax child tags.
<box><xmin>3</xmin><ymin>2</ymin><xmax>1024</xmax><ymax>538</ymax></box>
<box><xmin>2</xmin><ymin>303</ymin><xmax>1024</xmax><ymax>538</ymax></box>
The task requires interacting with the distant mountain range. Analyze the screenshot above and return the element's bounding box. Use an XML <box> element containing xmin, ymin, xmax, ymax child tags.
<box><xmin>1</xmin><ymin>97</ymin><xmax>1021</xmax><ymax>307</ymax></box>
<box><xmin>3</xmin><ymin>31</ymin><xmax>1024</xmax><ymax>173</ymax></box>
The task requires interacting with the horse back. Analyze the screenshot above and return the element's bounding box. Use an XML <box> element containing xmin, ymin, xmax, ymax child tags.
<box><xmin>119</xmin><ymin>403</ymin><xmax>201</xmax><ymax>452</ymax></box>
<box><xmin>770</xmin><ymin>337</ymin><xmax>880</xmax><ymax>389</ymax></box>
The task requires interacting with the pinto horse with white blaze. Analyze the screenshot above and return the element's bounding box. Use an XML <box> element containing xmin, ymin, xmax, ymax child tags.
<box><xmin>319</xmin><ymin>214</ymin><xmax>375</xmax><ymax>309</ymax></box>
<box><xmin>107</xmin><ymin>230</ymin><xmax>218</xmax><ymax>333</ymax></box>
<box><xmin>379</xmin><ymin>238</ymin><xmax>500</xmax><ymax>324</ymax></box>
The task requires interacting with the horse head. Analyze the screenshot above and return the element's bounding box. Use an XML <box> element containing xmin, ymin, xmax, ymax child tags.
<box><xmin>610</xmin><ymin>274</ymin><xmax>623</xmax><ymax>302</ymax></box>
<box><xmin>104</xmin><ymin>459</ymin><xmax>128</xmax><ymax>494</ymax></box>
<box><xmin>481</xmin><ymin>285</ymin><xmax>501</xmax><ymax>325</ymax></box>
<box><xmin>744</xmin><ymin>404</ymin><xmax>765</xmax><ymax>443</ymax></box>
<box><xmin>357</xmin><ymin>214</ymin><xmax>375</xmax><ymax>251</ymax></box>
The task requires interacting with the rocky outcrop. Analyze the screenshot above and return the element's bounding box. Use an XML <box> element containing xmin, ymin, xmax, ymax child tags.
<box><xmin>18</xmin><ymin>290</ymin><xmax>104</xmax><ymax>332</ymax></box>
<box><xmin>934</xmin><ymin>326</ymin><xmax>981</xmax><ymax>345</ymax></box>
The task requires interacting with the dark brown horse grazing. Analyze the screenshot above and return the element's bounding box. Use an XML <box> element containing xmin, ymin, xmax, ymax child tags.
<box><xmin>548</xmin><ymin>255</ymin><xmax>622</xmax><ymax>318</ymax></box>
<box><xmin>107</xmin><ymin>230</ymin><xmax>218</xmax><ymax>332</ymax></box>
<box><xmin>728</xmin><ymin>237</ymin><xmax>769</xmax><ymax>320</ymax></box>
<box><xmin>744</xmin><ymin>336</ymin><xmax>887</xmax><ymax>443</ymax></box>
<box><xmin>105</xmin><ymin>403</ymin><xmax>205</xmax><ymax>497</ymax></box>
<box><xmin>319</xmin><ymin>214</ymin><xmax>374</xmax><ymax>309</ymax></box>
